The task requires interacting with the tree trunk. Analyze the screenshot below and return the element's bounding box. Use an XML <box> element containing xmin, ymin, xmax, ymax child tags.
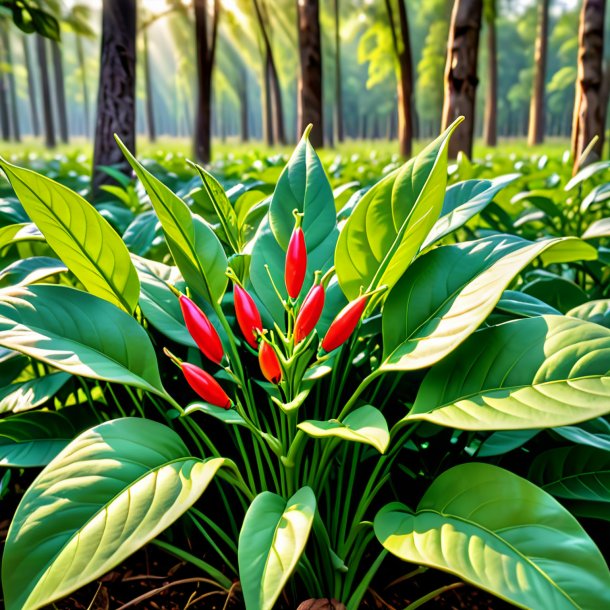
<box><xmin>76</xmin><ymin>36</ymin><xmax>90</xmax><ymax>138</ymax></box>
<box><xmin>92</xmin><ymin>0</ymin><xmax>136</xmax><ymax>195</ymax></box>
<box><xmin>396</xmin><ymin>0</ymin><xmax>413</xmax><ymax>156</ymax></box>
<box><xmin>143</xmin><ymin>26</ymin><xmax>156</xmax><ymax>142</ymax></box>
<box><xmin>36</xmin><ymin>35</ymin><xmax>56</xmax><ymax>148</ymax></box>
<box><xmin>297</xmin><ymin>0</ymin><xmax>323</xmax><ymax>147</ymax></box>
<box><xmin>528</xmin><ymin>0</ymin><xmax>549</xmax><ymax>145</ymax></box>
<box><xmin>0</xmin><ymin>25</ymin><xmax>20</xmax><ymax>141</ymax></box>
<box><xmin>269</xmin><ymin>51</ymin><xmax>286</xmax><ymax>144</ymax></box>
<box><xmin>263</xmin><ymin>54</ymin><xmax>274</xmax><ymax>145</ymax></box>
<box><xmin>240</xmin><ymin>65</ymin><xmax>249</xmax><ymax>142</ymax></box>
<box><xmin>0</xmin><ymin>69</ymin><xmax>9</xmax><ymax>141</ymax></box>
<box><xmin>23</xmin><ymin>36</ymin><xmax>40</xmax><ymax>137</ymax></box>
<box><xmin>483</xmin><ymin>1</ymin><xmax>497</xmax><ymax>146</ymax></box>
<box><xmin>441</xmin><ymin>0</ymin><xmax>483</xmax><ymax>158</ymax></box>
<box><xmin>193</xmin><ymin>0</ymin><xmax>219</xmax><ymax>163</ymax></box>
<box><xmin>571</xmin><ymin>0</ymin><xmax>606</xmax><ymax>170</ymax></box>
<box><xmin>52</xmin><ymin>41</ymin><xmax>69</xmax><ymax>143</ymax></box>
<box><xmin>334</xmin><ymin>0</ymin><xmax>344</xmax><ymax>143</ymax></box>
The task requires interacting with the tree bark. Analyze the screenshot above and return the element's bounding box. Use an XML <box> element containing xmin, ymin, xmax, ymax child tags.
<box><xmin>143</xmin><ymin>26</ymin><xmax>156</xmax><ymax>142</ymax></box>
<box><xmin>22</xmin><ymin>36</ymin><xmax>40</xmax><ymax>137</ymax></box>
<box><xmin>0</xmin><ymin>70</ymin><xmax>9</xmax><ymax>141</ymax></box>
<box><xmin>92</xmin><ymin>0</ymin><xmax>136</xmax><ymax>195</ymax></box>
<box><xmin>0</xmin><ymin>25</ymin><xmax>20</xmax><ymax>141</ymax></box>
<box><xmin>441</xmin><ymin>0</ymin><xmax>483</xmax><ymax>158</ymax></box>
<box><xmin>334</xmin><ymin>0</ymin><xmax>344</xmax><ymax>143</ymax></box>
<box><xmin>528</xmin><ymin>0</ymin><xmax>549</xmax><ymax>145</ymax></box>
<box><xmin>297</xmin><ymin>0</ymin><xmax>323</xmax><ymax>147</ymax></box>
<box><xmin>36</xmin><ymin>35</ymin><xmax>56</xmax><ymax>149</ymax></box>
<box><xmin>240</xmin><ymin>64</ymin><xmax>249</xmax><ymax>142</ymax></box>
<box><xmin>571</xmin><ymin>0</ymin><xmax>606</xmax><ymax>170</ymax></box>
<box><xmin>263</xmin><ymin>54</ymin><xmax>274</xmax><ymax>145</ymax></box>
<box><xmin>193</xmin><ymin>0</ymin><xmax>220</xmax><ymax>163</ymax></box>
<box><xmin>52</xmin><ymin>41</ymin><xmax>69</xmax><ymax>143</ymax></box>
<box><xmin>483</xmin><ymin>1</ymin><xmax>497</xmax><ymax>146</ymax></box>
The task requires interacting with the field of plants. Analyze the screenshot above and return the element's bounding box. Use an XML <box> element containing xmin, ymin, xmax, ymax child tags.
<box><xmin>0</xmin><ymin>118</ymin><xmax>609</xmax><ymax>609</ymax></box>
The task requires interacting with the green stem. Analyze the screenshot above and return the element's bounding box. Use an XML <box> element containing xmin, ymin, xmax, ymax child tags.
<box><xmin>345</xmin><ymin>548</ymin><xmax>388</xmax><ymax>609</ymax></box>
<box><xmin>336</xmin><ymin>369</ymin><xmax>383</xmax><ymax>421</ymax></box>
<box><xmin>404</xmin><ymin>582</ymin><xmax>464</xmax><ymax>610</ymax></box>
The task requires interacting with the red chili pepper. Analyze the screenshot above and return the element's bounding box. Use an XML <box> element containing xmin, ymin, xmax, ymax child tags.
<box><xmin>234</xmin><ymin>284</ymin><xmax>263</xmax><ymax>348</ymax></box>
<box><xmin>321</xmin><ymin>295</ymin><xmax>368</xmax><ymax>352</ymax></box>
<box><xmin>294</xmin><ymin>283</ymin><xmax>325</xmax><ymax>344</ymax></box>
<box><xmin>285</xmin><ymin>226</ymin><xmax>307</xmax><ymax>299</ymax></box>
<box><xmin>259</xmin><ymin>341</ymin><xmax>282</xmax><ymax>384</ymax></box>
<box><xmin>179</xmin><ymin>295</ymin><xmax>224</xmax><ymax>364</ymax></box>
<box><xmin>181</xmin><ymin>362</ymin><xmax>231</xmax><ymax>409</ymax></box>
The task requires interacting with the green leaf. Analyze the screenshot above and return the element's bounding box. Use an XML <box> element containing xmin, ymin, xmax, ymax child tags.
<box><xmin>116</xmin><ymin>138</ymin><xmax>228</xmax><ymax>305</ymax></box>
<box><xmin>239</xmin><ymin>486</ymin><xmax>316</xmax><ymax>610</ymax></box>
<box><xmin>374</xmin><ymin>463</ymin><xmax>610</xmax><ymax>610</ymax></box>
<box><xmin>0</xmin><ymin>410</ymin><xmax>81</xmax><ymax>467</ymax></box>
<box><xmin>335</xmin><ymin>119</ymin><xmax>462</xmax><ymax>300</ymax></box>
<box><xmin>496</xmin><ymin>289</ymin><xmax>561</xmax><ymax>318</ymax></box>
<box><xmin>2</xmin><ymin>418</ymin><xmax>229</xmax><ymax>610</ymax></box>
<box><xmin>522</xmin><ymin>274</ymin><xmax>588</xmax><ymax>313</ymax></box>
<box><xmin>382</xmin><ymin>235</ymin><xmax>596</xmax><ymax>371</ymax></box>
<box><xmin>0</xmin><ymin>158</ymin><xmax>140</xmax><ymax>313</ymax></box>
<box><xmin>298</xmin><ymin>406</ymin><xmax>390</xmax><ymax>453</ymax></box>
<box><xmin>406</xmin><ymin>315</ymin><xmax>610</xmax><ymax>430</ymax></box>
<box><xmin>476</xmin><ymin>429</ymin><xmax>540</xmax><ymax>457</ymax></box>
<box><xmin>568</xmin><ymin>300</ymin><xmax>610</xmax><ymax>328</ymax></box>
<box><xmin>0</xmin><ymin>256</ymin><xmax>67</xmax><ymax>288</ymax></box>
<box><xmin>422</xmin><ymin>174</ymin><xmax>519</xmax><ymax>249</ymax></box>
<box><xmin>565</xmin><ymin>160</ymin><xmax>610</xmax><ymax>191</ymax></box>
<box><xmin>184</xmin><ymin>402</ymin><xmax>246</xmax><ymax>426</ymax></box>
<box><xmin>0</xmin><ymin>285</ymin><xmax>166</xmax><ymax>397</ymax></box>
<box><xmin>554</xmin><ymin>418</ymin><xmax>610</xmax><ymax>452</ymax></box>
<box><xmin>0</xmin><ymin>372</ymin><xmax>71</xmax><ymax>414</ymax></box>
<box><xmin>530</xmin><ymin>445</ymin><xmax>610</xmax><ymax>503</ymax></box>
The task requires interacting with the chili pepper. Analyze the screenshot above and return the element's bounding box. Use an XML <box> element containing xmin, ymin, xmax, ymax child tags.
<box><xmin>321</xmin><ymin>295</ymin><xmax>368</xmax><ymax>352</ymax></box>
<box><xmin>234</xmin><ymin>284</ymin><xmax>263</xmax><ymax>348</ymax></box>
<box><xmin>285</xmin><ymin>225</ymin><xmax>307</xmax><ymax>299</ymax></box>
<box><xmin>294</xmin><ymin>283</ymin><xmax>325</xmax><ymax>344</ymax></box>
<box><xmin>182</xmin><ymin>362</ymin><xmax>232</xmax><ymax>409</ymax></box>
<box><xmin>179</xmin><ymin>295</ymin><xmax>224</xmax><ymax>364</ymax></box>
<box><xmin>259</xmin><ymin>340</ymin><xmax>282</xmax><ymax>384</ymax></box>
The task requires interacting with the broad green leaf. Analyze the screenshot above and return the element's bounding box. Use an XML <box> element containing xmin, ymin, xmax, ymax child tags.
<box><xmin>335</xmin><ymin>119</ymin><xmax>462</xmax><ymax>300</ymax></box>
<box><xmin>2</xmin><ymin>418</ymin><xmax>229</xmax><ymax>610</ymax></box>
<box><xmin>0</xmin><ymin>158</ymin><xmax>140</xmax><ymax>313</ymax></box>
<box><xmin>122</xmin><ymin>210</ymin><xmax>162</xmax><ymax>257</ymax></box>
<box><xmin>565</xmin><ymin>159</ymin><xmax>610</xmax><ymax>191</ymax></box>
<box><xmin>0</xmin><ymin>285</ymin><xmax>166</xmax><ymax>397</ymax></box>
<box><xmin>249</xmin><ymin>130</ymin><xmax>342</xmax><ymax>331</ymax></box>
<box><xmin>374</xmin><ymin>463</ymin><xmax>610</xmax><ymax>610</ymax></box>
<box><xmin>298</xmin><ymin>406</ymin><xmax>390</xmax><ymax>453</ymax></box>
<box><xmin>421</xmin><ymin>174</ymin><xmax>519</xmax><ymax>249</ymax></box>
<box><xmin>0</xmin><ymin>256</ymin><xmax>67</xmax><ymax>287</ymax></box>
<box><xmin>239</xmin><ymin>486</ymin><xmax>316</xmax><ymax>610</ymax></box>
<box><xmin>382</xmin><ymin>235</ymin><xmax>596</xmax><ymax>371</ymax></box>
<box><xmin>567</xmin><ymin>299</ymin><xmax>610</xmax><ymax>328</ymax></box>
<box><xmin>583</xmin><ymin>217</ymin><xmax>610</xmax><ymax>240</ymax></box>
<box><xmin>523</xmin><ymin>274</ymin><xmax>588</xmax><ymax>313</ymax></box>
<box><xmin>530</xmin><ymin>446</ymin><xmax>610</xmax><ymax>503</ymax></box>
<box><xmin>0</xmin><ymin>372</ymin><xmax>71</xmax><ymax>414</ymax></box>
<box><xmin>0</xmin><ymin>410</ymin><xmax>82</xmax><ymax>466</ymax></box>
<box><xmin>184</xmin><ymin>402</ymin><xmax>246</xmax><ymax>426</ymax></box>
<box><xmin>406</xmin><ymin>316</ymin><xmax>610</xmax><ymax>430</ymax></box>
<box><xmin>476</xmin><ymin>429</ymin><xmax>540</xmax><ymax>457</ymax></box>
<box><xmin>116</xmin><ymin>138</ymin><xmax>228</xmax><ymax>305</ymax></box>
<box><xmin>0</xmin><ymin>223</ymin><xmax>30</xmax><ymax>250</ymax></box>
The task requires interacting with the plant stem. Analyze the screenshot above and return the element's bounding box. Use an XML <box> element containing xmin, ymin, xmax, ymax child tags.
<box><xmin>404</xmin><ymin>582</ymin><xmax>464</xmax><ymax>610</ymax></box>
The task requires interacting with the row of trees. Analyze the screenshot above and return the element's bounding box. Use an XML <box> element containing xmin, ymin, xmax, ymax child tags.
<box><xmin>0</xmin><ymin>0</ymin><xmax>608</xmax><ymax>177</ymax></box>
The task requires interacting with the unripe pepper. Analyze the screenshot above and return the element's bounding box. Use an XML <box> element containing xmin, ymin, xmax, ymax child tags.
<box><xmin>234</xmin><ymin>284</ymin><xmax>263</xmax><ymax>348</ymax></box>
<box><xmin>182</xmin><ymin>362</ymin><xmax>232</xmax><ymax>409</ymax></box>
<box><xmin>321</xmin><ymin>295</ymin><xmax>368</xmax><ymax>352</ymax></box>
<box><xmin>294</xmin><ymin>283</ymin><xmax>325</xmax><ymax>344</ymax></box>
<box><xmin>285</xmin><ymin>222</ymin><xmax>307</xmax><ymax>299</ymax></box>
<box><xmin>179</xmin><ymin>295</ymin><xmax>224</xmax><ymax>364</ymax></box>
<box><xmin>259</xmin><ymin>341</ymin><xmax>282</xmax><ymax>384</ymax></box>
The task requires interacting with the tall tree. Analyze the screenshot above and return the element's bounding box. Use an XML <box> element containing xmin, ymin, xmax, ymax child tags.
<box><xmin>36</xmin><ymin>35</ymin><xmax>56</xmax><ymax>148</ymax></box>
<box><xmin>193</xmin><ymin>0</ymin><xmax>220</xmax><ymax>163</ymax></box>
<box><xmin>334</xmin><ymin>0</ymin><xmax>344</xmax><ymax>143</ymax></box>
<box><xmin>527</xmin><ymin>0</ymin><xmax>550</xmax><ymax>145</ymax></box>
<box><xmin>483</xmin><ymin>0</ymin><xmax>497</xmax><ymax>146</ymax></box>
<box><xmin>384</xmin><ymin>0</ymin><xmax>414</xmax><ymax>157</ymax></box>
<box><xmin>571</xmin><ymin>0</ymin><xmax>606</xmax><ymax>169</ymax></box>
<box><xmin>297</xmin><ymin>0</ymin><xmax>323</xmax><ymax>146</ymax></box>
<box><xmin>51</xmin><ymin>41</ymin><xmax>68</xmax><ymax>143</ymax></box>
<box><xmin>92</xmin><ymin>0</ymin><xmax>136</xmax><ymax>195</ymax></box>
<box><xmin>22</xmin><ymin>36</ymin><xmax>41</xmax><ymax>136</ymax></box>
<box><xmin>0</xmin><ymin>20</ymin><xmax>19</xmax><ymax>141</ymax></box>
<box><xmin>142</xmin><ymin>24</ymin><xmax>156</xmax><ymax>142</ymax></box>
<box><xmin>441</xmin><ymin>0</ymin><xmax>483</xmax><ymax>158</ymax></box>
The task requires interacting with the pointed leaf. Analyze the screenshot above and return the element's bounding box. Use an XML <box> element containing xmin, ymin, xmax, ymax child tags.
<box><xmin>374</xmin><ymin>463</ymin><xmax>610</xmax><ymax>610</ymax></box>
<box><xmin>0</xmin><ymin>158</ymin><xmax>140</xmax><ymax>313</ymax></box>
<box><xmin>2</xmin><ymin>418</ymin><xmax>229</xmax><ymax>610</ymax></box>
<box><xmin>568</xmin><ymin>299</ymin><xmax>610</xmax><ymax>328</ymax></box>
<box><xmin>239</xmin><ymin>486</ymin><xmax>316</xmax><ymax>610</ymax></box>
<box><xmin>0</xmin><ymin>372</ymin><xmax>71</xmax><ymax>414</ymax></box>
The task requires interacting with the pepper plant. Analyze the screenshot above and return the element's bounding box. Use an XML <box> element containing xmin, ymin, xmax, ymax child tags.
<box><xmin>1</xmin><ymin>120</ymin><xmax>610</xmax><ymax>609</ymax></box>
